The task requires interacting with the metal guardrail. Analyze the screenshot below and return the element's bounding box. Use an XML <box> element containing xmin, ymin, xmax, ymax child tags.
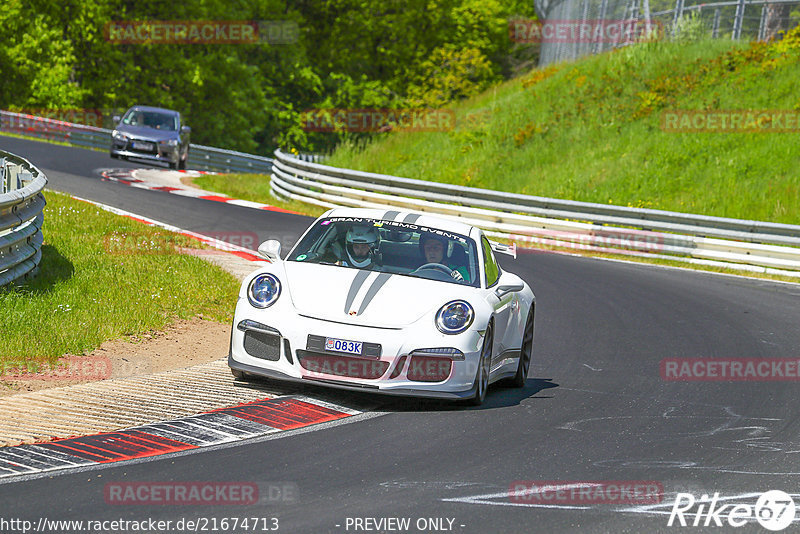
<box><xmin>0</xmin><ymin>110</ymin><xmax>274</xmax><ymax>174</ymax></box>
<box><xmin>270</xmin><ymin>149</ymin><xmax>800</xmax><ymax>277</ymax></box>
<box><xmin>0</xmin><ymin>151</ymin><xmax>46</xmax><ymax>286</ymax></box>
<box><xmin>3</xmin><ymin>110</ymin><xmax>798</xmax><ymax>276</ymax></box>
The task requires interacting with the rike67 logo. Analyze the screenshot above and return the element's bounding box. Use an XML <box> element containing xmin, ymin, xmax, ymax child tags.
<box><xmin>668</xmin><ymin>490</ymin><xmax>796</xmax><ymax>531</ymax></box>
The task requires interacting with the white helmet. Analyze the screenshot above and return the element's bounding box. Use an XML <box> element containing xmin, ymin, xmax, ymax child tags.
<box><xmin>345</xmin><ymin>225</ymin><xmax>380</xmax><ymax>268</ymax></box>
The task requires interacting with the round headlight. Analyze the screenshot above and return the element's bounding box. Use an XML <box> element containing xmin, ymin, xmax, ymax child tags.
<box><xmin>435</xmin><ymin>300</ymin><xmax>474</xmax><ymax>334</ymax></box>
<box><xmin>248</xmin><ymin>274</ymin><xmax>281</xmax><ymax>308</ymax></box>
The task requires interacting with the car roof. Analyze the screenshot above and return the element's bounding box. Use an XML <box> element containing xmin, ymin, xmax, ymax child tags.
<box><xmin>126</xmin><ymin>105</ymin><xmax>179</xmax><ymax>115</ymax></box>
<box><xmin>323</xmin><ymin>207</ymin><xmax>477</xmax><ymax>237</ymax></box>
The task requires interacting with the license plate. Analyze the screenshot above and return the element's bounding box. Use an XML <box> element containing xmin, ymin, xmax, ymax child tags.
<box><xmin>325</xmin><ymin>337</ymin><xmax>363</xmax><ymax>355</ymax></box>
<box><xmin>132</xmin><ymin>141</ymin><xmax>154</xmax><ymax>151</ymax></box>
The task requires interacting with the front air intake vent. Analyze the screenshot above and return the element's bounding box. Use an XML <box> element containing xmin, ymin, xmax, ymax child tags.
<box><xmin>243</xmin><ymin>330</ymin><xmax>281</xmax><ymax>361</ymax></box>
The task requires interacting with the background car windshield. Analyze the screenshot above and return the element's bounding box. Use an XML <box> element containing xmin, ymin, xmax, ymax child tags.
<box><xmin>288</xmin><ymin>217</ymin><xmax>480</xmax><ymax>287</ymax></box>
<box><xmin>122</xmin><ymin>110</ymin><xmax>178</xmax><ymax>131</ymax></box>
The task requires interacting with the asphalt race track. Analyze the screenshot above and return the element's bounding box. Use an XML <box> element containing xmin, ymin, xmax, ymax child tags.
<box><xmin>3</xmin><ymin>134</ymin><xmax>800</xmax><ymax>533</ymax></box>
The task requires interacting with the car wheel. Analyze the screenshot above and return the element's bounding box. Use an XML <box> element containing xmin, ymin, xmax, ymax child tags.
<box><xmin>231</xmin><ymin>368</ymin><xmax>249</xmax><ymax>380</ymax></box>
<box><xmin>110</xmin><ymin>151</ymin><xmax>118</xmax><ymax>160</ymax></box>
<box><xmin>168</xmin><ymin>160</ymin><xmax>178</xmax><ymax>170</ymax></box>
<box><xmin>468</xmin><ymin>322</ymin><xmax>493</xmax><ymax>406</ymax></box>
<box><xmin>508</xmin><ymin>305</ymin><xmax>534</xmax><ymax>388</ymax></box>
<box><xmin>178</xmin><ymin>156</ymin><xmax>186</xmax><ymax>170</ymax></box>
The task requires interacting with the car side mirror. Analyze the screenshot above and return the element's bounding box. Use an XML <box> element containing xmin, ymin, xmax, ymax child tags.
<box><xmin>112</xmin><ymin>115</ymin><xmax>121</xmax><ymax>123</ymax></box>
<box><xmin>258</xmin><ymin>240</ymin><xmax>282</xmax><ymax>261</ymax></box>
<box><xmin>181</xmin><ymin>125</ymin><xmax>191</xmax><ymax>134</ymax></box>
<box><xmin>495</xmin><ymin>283</ymin><xmax>523</xmax><ymax>299</ymax></box>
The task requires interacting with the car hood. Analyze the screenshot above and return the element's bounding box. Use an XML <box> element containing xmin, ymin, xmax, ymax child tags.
<box><xmin>283</xmin><ymin>262</ymin><xmax>467</xmax><ymax>328</ymax></box>
<box><xmin>115</xmin><ymin>124</ymin><xmax>178</xmax><ymax>142</ymax></box>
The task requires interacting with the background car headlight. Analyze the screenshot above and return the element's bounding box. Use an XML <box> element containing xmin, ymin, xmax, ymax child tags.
<box><xmin>112</xmin><ymin>130</ymin><xmax>127</xmax><ymax>141</ymax></box>
<box><xmin>159</xmin><ymin>139</ymin><xmax>178</xmax><ymax>146</ymax></box>
<box><xmin>247</xmin><ymin>274</ymin><xmax>281</xmax><ymax>308</ymax></box>
<box><xmin>435</xmin><ymin>300</ymin><xmax>474</xmax><ymax>334</ymax></box>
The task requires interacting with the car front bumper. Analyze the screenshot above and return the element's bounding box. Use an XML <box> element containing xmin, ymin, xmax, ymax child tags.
<box><xmin>228</xmin><ymin>302</ymin><xmax>486</xmax><ymax>400</ymax></box>
<box><xmin>110</xmin><ymin>141</ymin><xmax>180</xmax><ymax>165</ymax></box>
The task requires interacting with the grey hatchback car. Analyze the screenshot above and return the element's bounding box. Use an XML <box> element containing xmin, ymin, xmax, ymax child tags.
<box><xmin>110</xmin><ymin>106</ymin><xmax>190</xmax><ymax>169</ymax></box>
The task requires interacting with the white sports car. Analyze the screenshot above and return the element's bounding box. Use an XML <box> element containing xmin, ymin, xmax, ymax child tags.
<box><xmin>228</xmin><ymin>207</ymin><xmax>535</xmax><ymax>405</ymax></box>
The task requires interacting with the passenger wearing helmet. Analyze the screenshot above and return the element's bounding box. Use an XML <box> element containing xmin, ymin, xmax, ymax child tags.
<box><xmin>419</xmin><ymin>234</ymin><xmax>469</xmax><ymax>282</ymax></box>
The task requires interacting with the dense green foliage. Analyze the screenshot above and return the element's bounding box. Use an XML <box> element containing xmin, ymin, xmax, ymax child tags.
<box><xmin>0</xmin><ymin>0</ymin><xmax>536</xmax><ymax>154</ymax></box>
<box><xmin>328</xmin><ymin>29</ymin><xmax>800</xmax><ymax>224</ymax></box>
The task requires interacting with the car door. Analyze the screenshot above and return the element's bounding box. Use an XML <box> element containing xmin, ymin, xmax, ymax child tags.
<box><xmin>480</xmin><ymin>235</ymin><xmax>510</xmax><ymax>369</ymax></box>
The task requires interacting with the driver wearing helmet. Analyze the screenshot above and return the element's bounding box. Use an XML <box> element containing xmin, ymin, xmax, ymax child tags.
<box><xmin>338</xmin><ymin>225</ymin><xmax>381</xmax><ymax>268</ymax></box>
<box><xmin>419</xmin><ymin>234</ymin><xmax>469</xmax><ymax>282</ymax></box>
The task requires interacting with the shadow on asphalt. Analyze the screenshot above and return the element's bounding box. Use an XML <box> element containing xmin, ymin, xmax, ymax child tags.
<box><xmin>232</xmin><ymin>376</ymin><xmax>559</xmax><ymax>413</ymax></box>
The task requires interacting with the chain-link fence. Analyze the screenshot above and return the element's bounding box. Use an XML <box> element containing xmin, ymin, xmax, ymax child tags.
<box><xmin>530</xmin><ymin>0</ymin><xmax>800</xmax><ymax>65</ymax></box>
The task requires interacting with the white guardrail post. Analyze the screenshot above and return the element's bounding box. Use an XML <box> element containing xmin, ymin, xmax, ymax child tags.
<box><xmin>0</xmin><ymin>151</ymin><xmax>47</xmax><ymax>286</ymax></box>
<box><xmin>270</xmin><ymin>149</ymin><xmax>800</xmax><ymax>277</ymax></box>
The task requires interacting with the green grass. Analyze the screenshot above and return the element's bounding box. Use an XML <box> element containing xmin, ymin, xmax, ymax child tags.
<box><xmin>326</xmin><ymin>33</ymin><xmax>800</xmax><ymax>225</ymax></box>
<box><xmin>0</xmin><ymin>191</ymin><xmax>240</xmax><ymax>367</ymax></box>
<box><xmin>192</xmin><ymin>173</ymin><xmax>328</xmax><ymax>218</ymax></box>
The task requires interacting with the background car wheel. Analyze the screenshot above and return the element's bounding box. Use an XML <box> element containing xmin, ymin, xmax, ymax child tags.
<box><xmin>109</xmin><ymin>151</ymin><xmax>118</xmax><ymax>160</ymax></box>
<box><xmin>178</xmin><ymin>156</ymin><xmax>186</xmax><ymax>170</ymax></box>
<box><xmin>468</xmin><ymin>322</ymin><xmax>493</xmax><ymax>406</ymax></box>
<box><xmin>507</xmin><ymin>305</ymin><xmax>534</xmax><ymax>388</ymax></box>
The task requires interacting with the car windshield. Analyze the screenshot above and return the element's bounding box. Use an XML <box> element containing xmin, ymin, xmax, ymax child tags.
<box><xmin>288</xmin><ymin>216</ymin><xmax>480</xmax><ymax>287</ymax></box>
<box><xmin>122</xmin><ymin>110</ymin><xmax>178</xmax><ymax>131</ymax></box>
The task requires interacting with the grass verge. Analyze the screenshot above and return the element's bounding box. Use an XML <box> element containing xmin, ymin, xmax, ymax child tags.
<box><xmin>327</xmin><ymin>33</ymin><xmax>800</xmax><ymax>225</ymax></box>
<box><xmin>0</xmin><ymin>191</ymin><xmax>240</xmax><ymax>369</ymax></box>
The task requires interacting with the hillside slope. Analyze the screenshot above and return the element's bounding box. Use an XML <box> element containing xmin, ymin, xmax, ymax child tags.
<box><xmin>328</xmin><ymin>30</ymin><xmax>800</xmax><ymax>225</ymax></box>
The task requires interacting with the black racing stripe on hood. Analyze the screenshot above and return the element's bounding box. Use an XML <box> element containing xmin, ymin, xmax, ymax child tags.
<box><xmin>344</xmin><ymin>270</ymin><xmax>372</xmax><ymax>314</ymax></box>
<box><xmin>357</xmin><ymin>272</ymin><xmax>393</xmax><ymax>315</ymax></box>
<box><xmin>382</xmin><ymin>210</ymin><xmax>401</xmax><ymax>221</ymax></box>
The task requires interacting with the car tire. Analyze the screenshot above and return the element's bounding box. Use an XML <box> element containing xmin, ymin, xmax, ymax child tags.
<box><xmin>231</xmin><ymin>368</ymin><xmax>249</xmax><ymax>381</ymax></box>
<box><xmin>507</xmin><ymin>304</ymin><xmax>534</xmax><ymax>388</ymax></box>
<box><xmin>110</xmin><ymin>151</ymin><xmax>118</xmax><ymax>160</ymax></box>
<box><xmin>178</xmin><ymin>157</ymin><xmax>186</xmax><ymax>170</ymax></box>
<box><xmin>468</xmin><ymin>322</ymin><xmax>493</xmax><ymax>406</ymax></box>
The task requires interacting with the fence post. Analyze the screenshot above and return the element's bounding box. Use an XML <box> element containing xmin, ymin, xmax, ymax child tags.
<box><xmin>732</xmin><ymin>0</ymin><xmax>746</xmax><ymax>39</ymax></box>
<box><xmin>712</xmin><ymin>8</ymin><xmax>721</xmax><ymax>38</ymax></box>
<box><xmin>672</xmin><ymin>0</ymin><xmax>685</xmax><ymax>36</ymax></box>
<box><xmin>758</xmin><ymin>4</ymin><xmax>768</xmax><ymax>40</ymax></box>
<box><xmin>594</xmin><ymin>0</ymin><xmax>610</xmax><ymax>54</ymax></box>
<box><xmin>642</xmin><ymin>0</ymin><xmax>652</xmax><ymax>35</ymax></box>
